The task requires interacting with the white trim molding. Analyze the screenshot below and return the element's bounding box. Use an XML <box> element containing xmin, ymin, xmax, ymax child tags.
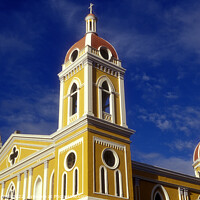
<box><xmin>97</xmin><ymin>75</ymin><xmax>115</xmax><ymax>123</ymax></box>
<box><xmin>1</xmin><ymin>182</ymin><xmax>5</xmax><ymax>200</ymax></box>
<box><xmin>6</xmin><ymin>181</ymin><xmax>16</xmax><ymax>200</ymax></box>
<box><xmin>99</xmin><ymin>166</ymin><xmax>108</xmax><ymax>194</ymax></box>
<box><xmin>83</xmin><ymin>59</ymin><xmax>94</xmax><ymax>116</ymax></box>
<box><xmin>151</xmin><ymin>184</ymin><xmax>170</xmax><ymax>200</ymax></box>
<box><xmin>23</xmin><ymin>170</ymin><xmax>27</xmax><ymax>200</ymax></box>
<box><xmin>49</xmin><ymin>170</ymin><xmax>54</xmax><ymax>200</ymax></box>
<box><xmin>16</xmin><ymin>174</ymin><xmax>21</xmax><ymax>200</ymax></box>
<box><xmin>178</xmin><ymin>187</ymin><xmax>189</xmax><ymax>200</ymax></box>
<box><xmin>118</xmin><ymin>72</ymin><xmax>127</xmax><ymax>127</ymax></box>
<box><xmin>43</xmin><ymin>161</ymin><xmax>48</xmax><ymax>200</ymax></box>
<box><xmin>61</xmin><ymin>172</ymin><xmax>67</xmax><ymax>199</ymax></box>
<box><xmin>114</xmin><ymin>169</ymin><xmax>123</xmax><ymax>197</ymax></box>
<box><xmin>33</xmin><ymin>175</ymin><xmax>43</xmax><ymax>200</ymax></box>
<box><xmin>94</xmin><ymin>137</ymin><xmax>125</xmax><ymax>151</ymax></box>
<box><xmin>57</xmin><ymin>137</ymin><xmax>84</xmax><ymax>200</ymax></box>
<box><xmin>73</xmin><ymin>167</ymin><xmax>79</xmax><ymax>196</ymax></box>
<box><xmin>28</xmin><ymin>168</ymin><xmax>33</xmax><ymax>199</ymax></box>
<box><xmin>58</xmin><ymin>76</ymin><xmax>65</xmax><ymax>130</ymax></box>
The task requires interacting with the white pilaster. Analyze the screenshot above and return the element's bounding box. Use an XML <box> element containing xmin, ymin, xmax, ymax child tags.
<box><xmin>84</xmin><ymin>59</ymin><xmax>94</xmax><ymax>116</ymax></box>
<box><xmin>16</xmin><ymin>174</ymin><xmax>21</xmax><ymax>200</ymax></box>
<box><xmin>43</xmin><ymin>161</ymin><xmax>48</xmax><ymax>200</ymax></box>
<box><xmin>1</xmin><ymin>182</ymin><xmax>4</xmax><ymax>200</ymax></box>
<box><xmin>118</xmin><ymin>73</ymin><xmax>127</xmax><ymax>127</ymax></box>
<box><xmin>28</xmin><ymin>169</ymin><xmax>33</xmax><ymax>199</ymax></box>
<box><xmin>111</xmin><ymin>92</ymin><xmax>115</xmax><ymax>123</ymax></box>
<box><xmin>23</xmin><ymin>171</ymin><xmax>27</xmax><ymax>200</ymax></box>
<box><xmin>58</xmin><ymin>77</ymin><xmax>65</xmax><ymax>130</ymax></box>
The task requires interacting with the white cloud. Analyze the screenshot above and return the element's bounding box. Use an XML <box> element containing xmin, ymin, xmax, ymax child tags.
<box><xmin>0</xmin><ymin>88</ymin><xmax>59</xmax><ymax>138</ymax></box>
<box><xmin>165</xmin><ymin>92</ymin><xmax>178</xmax><ymax>99</ymax></box>
<box><xmin>167</xmin><ymin>140</ymin><xmax>195</xmax><ymax>151</ymax></box>
<box><xmin>49</xmin><ymin>0</ymin><xmax>85</xmax><ymax>37</ymax></box>
<box><xmin>134</xmin><ymin>151</ymin><xmax>194</xmax><ymax>176</ymax></box>
<box><xmin>0</xmin><ymin>34</ymin><xmax>33</xmax><ymax>55</ymax></box>
<box><xmin>139</xmin><ymin>111</ymin><xmax>172</xmax><ymax>131</ymax></box>
<box><xmin>138</xmin><ymin>106</ymin><xmax>200</xmax><ymax>134</ymax></box>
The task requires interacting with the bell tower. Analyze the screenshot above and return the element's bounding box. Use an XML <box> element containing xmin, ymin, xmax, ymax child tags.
<box><xmin>56</xmin><ymin>4</ymin><xmax>134</xmax><ymax>200</ymax></box>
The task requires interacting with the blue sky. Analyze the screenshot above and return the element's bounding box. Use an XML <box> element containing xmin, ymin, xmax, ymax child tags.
<box><xmin>1</xmin><ymin>0</ymin><xmax>200</xmax><ymax>176</ymax></box>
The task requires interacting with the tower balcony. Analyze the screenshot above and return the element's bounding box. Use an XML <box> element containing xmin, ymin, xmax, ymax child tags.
<box><xmin>62</xmin><ymin>45</ymin><xmax>122</xmax><ymax>71</ymax></box>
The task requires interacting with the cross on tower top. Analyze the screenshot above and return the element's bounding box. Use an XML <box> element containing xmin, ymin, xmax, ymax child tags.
<box><xmin>9</xmin><ymin>146</ymin><xmax>19</xmax><ymax>165</ymax></box>
<box><xmin>89</xmin><ymin>3</ymin><xmax>94</xmax><ymax>14</ymax></box>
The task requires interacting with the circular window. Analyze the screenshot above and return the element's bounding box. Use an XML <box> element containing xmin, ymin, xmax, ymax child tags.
<box><xmin>70</xmin><ymin>49</ymin><xmax>79</xmax><ymax>62</ymax></box>
<box><xmin>64</xmin><ymin>150</ymin><xmax>77</xmax><ymax>171</ymax></box>
<box><xmin>99</xmin><ymin>46</ymin><xmax>112</xmax><ymax>60</ymax></box>
<box><xmin>102</xmin><ymin>148</ymin><xmax>119</xmax><ymax>169</ymax></box>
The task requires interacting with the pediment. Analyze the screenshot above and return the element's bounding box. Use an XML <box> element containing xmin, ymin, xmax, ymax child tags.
<box><xmin>0</xmin><ymin>133</ymin><xmax>52</xmax><ymax>172</ymax></box>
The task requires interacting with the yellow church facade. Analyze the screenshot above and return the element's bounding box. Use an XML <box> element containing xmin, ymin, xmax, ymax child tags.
<box><xmin>0</xmin><ymin>5</ymin><xmax>200</xmax><ymax>200</ymax></box>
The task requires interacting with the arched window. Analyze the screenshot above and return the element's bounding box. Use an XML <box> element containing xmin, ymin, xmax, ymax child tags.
<box><xmin>6</xmin><ymin>182</ymin><xmax>15</xmax><ymax>200</ymax></box>
<box><xmin>155</xmin><ymin>192</ymin><xmax>162</xmax><ymax>200</ymax></box>
<box><xmin>151</xmin><ymin>185</ymin><xmax>169</xmax><ymax>200</ymax></box>
<box><xmin>49</xmin><ymin>170</ymin><xmax>54</xmax><ymax>200</ymax></box>
<box><xmin>73</xmin><ymin>168</ymin><xmax>78</xmax><ymax>195</ymax></box>
<box><xmin>67</xmin><ymin>79</ymin><xmax>80</xmax><ymax>125</ymax></box>
<box><xmin>70</xmin><ymin>83</ymin><xmax>77</xmax><ymax>115</ymax></box>
<box><xmin>115</xmin><ymin>170</ymin><xmax>123</xmax><ymax>197</ymax></box>
<box><xmin>102</xmin><ymin>81</ymin><xmax>110</xmax><ymax>113</ymax></box>
<box><xmin>90</xmin><ymin>21</ymin><xmax>92</xmax><ymax>31</ymax></box>
<box><xmin>101</xmin><ymin>167</ymin><xmax>105</xmax><ymax>193</ymax></box>
<box><xmin>97</xmin><ymin>76</ymin><xmax>115</xmax><ymax>123</ymax></box>
<box><xmin>99</xmin><ymin>166</ymin><xmax>108</xmax><ymax>194</ymax></box>
<box><xmin>62</xmin><ymin>172</ymin><xmax>67</xmax><ymax>199</ymax></box>
<box><xmin>34</xmin><ymin>176</ymin><xmax>42</xmax><ymax>200</ymax></box>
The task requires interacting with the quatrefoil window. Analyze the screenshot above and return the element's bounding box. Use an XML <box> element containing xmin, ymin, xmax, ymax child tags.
<box><xmin>9</xmin><ymin>146</ymin><xmax>19</xmax><ymax>165</ymax></box>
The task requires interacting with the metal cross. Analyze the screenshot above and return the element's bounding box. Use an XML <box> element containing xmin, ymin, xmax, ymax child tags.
<box><xmin>9</xmin><ymin>147</ymin><xmax>18</xmax><ymax>165</ymax></box>
<box><xmin>89</xmin><ymin>3</ymin><xmax>94</xmax><ymax>14</ymax></box>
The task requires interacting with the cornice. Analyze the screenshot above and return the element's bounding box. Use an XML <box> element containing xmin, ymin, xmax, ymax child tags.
<box><xmin>86</xmin><ymin>115</ymin><xmax>135</xmax><ymax>138</ymax></box>
<box><xmin>51</xmin><ymin>114</ymin><xmax>134</xmax><ymax>141</ymax></box>
<box><xmin>88</xmin><ymin>128</ymin><xmax>131</xmax><ymax>144</ymax></box>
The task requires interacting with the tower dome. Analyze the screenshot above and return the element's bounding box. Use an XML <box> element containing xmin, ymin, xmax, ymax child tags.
<box><xmin>193</xmin><ymin>142</ymin><xmax>200</xmax><ymax>162</ymax></box>
<box><xmin>64</xmin><ymin>4</ymin><xmax>119</xmax><ymax>65</ymax></box>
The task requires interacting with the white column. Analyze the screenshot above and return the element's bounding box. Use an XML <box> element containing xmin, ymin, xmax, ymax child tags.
<box><xmin>84</xmin><ymin>59</ymin><xmax>94</xmax><ymax>116</ymax></box>
<box><xmin>184</xmin><ymin>189</ymin><xmax>188</xmax><ymax>200</ymax></box>
<box><xmin>16</xmin><ymin>174</ymin><xmax>21</xmax><ymax>200</ymax></box>
<box><xmin>111</xmin><ymin>92</ymin><xmax>115</xmax><ymax>123</ymax></box>
<box><xmin>58</xmin><ymin>77</ymin><xmax>65</xmax><ymax>130</ymax></box>
<box><xmin>118</xmin><ymin>73</ymin><xmax>127</xmax><ymax>127</ymax></box>
<box><xmin>92</xmin><ymin>19</ymin><xmax>94</xmax><ymax>31</ymax></box>
<box><xmin>23</xmin><ymin>171</ymin><xmax>27</xmax><ymax>200</ymax></box>
<box><xmin>43</xmin><ymin>161</ymin><xmax>48</xmax><ymax>200</ymax></box>
<box><xmin>98</xmin><ymin>87</ymin><xmax>102</xmax><ymax>119</ymax></box>
<box><xmin>1</xmin><ymin>182</ymin><xmax>4</xmax><ymax>200</ymax></box>
<box><xmin>28</xmin><ymin>168</ymin><xmax>33</xmax><ymax>199</ymax></box>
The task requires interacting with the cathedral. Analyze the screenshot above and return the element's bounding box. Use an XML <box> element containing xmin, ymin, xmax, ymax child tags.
<box><xmin>0</xmin><ymin>4</ymin><xmax>200</xmax><ymax>200</ymax></box>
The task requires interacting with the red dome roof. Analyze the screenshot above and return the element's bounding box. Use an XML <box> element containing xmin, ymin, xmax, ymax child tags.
<box><xmin>65</xmin><ymin>33</ymin><xmax>118</xmax><ymax>63</ymax></box>
<box><xmin>193</xmin><ymin>142</ymin><xmax>200</xmax><ymax>162</ymax></box>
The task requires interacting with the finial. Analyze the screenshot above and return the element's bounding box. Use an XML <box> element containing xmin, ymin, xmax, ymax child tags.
<box><xmin>89</xmin><ymin>3</ymin><xmax>94</xmax><ymax>14</ymax></box>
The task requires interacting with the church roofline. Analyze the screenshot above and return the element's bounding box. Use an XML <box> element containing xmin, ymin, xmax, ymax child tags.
<box><xmin>0</xmin><ymin>133</ymin><xmax>52</xmax><ymax>157</ymax></box>
<box><xmin>132</xmin><ymin>160</ymin><xmax>200</xmax><ymax>185</ymax></box>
